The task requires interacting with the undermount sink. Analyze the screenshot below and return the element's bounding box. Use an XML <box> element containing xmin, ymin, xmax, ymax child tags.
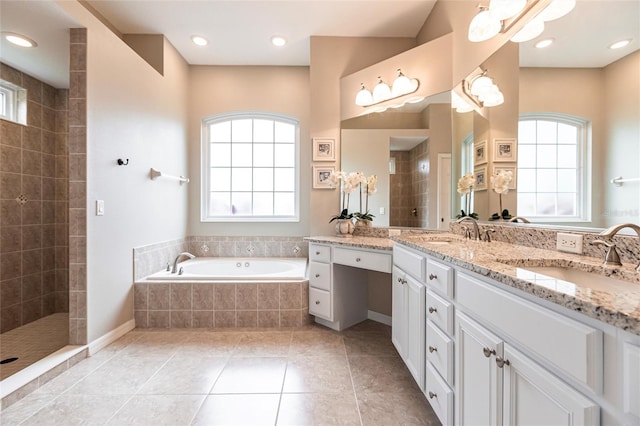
<box><xmin>514</xmin><ymin>265</ymin><xmax>636</xmax><ymax>293</ymax></box>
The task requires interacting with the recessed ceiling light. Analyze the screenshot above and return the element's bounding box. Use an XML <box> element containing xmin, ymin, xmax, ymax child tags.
<box><xmin>271</xmin><ymin>36</ymin><xmax>287</xmax><ymax>47</ymax></box>
<box><xmin>535</xmin><ymin>38</ymin><xmax>554</xmax><ymax>49</ymax></box>
<box><xmin>191</xmin><ymin>35</ymin><xmax>208</xmax><ymax>46</ymax></box>
<box><xmin>609</xmin><ymin>39</ymin><xmax>631</xmax><ymax>50</ymax></box>
<box><xmin>2</xmin><ymin>32</ymin><xmax>37</xmax><ymax>48</ymax></box>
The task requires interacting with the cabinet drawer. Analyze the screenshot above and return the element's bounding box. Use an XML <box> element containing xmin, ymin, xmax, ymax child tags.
<box><xmin>425</xmin><ymin>362</ymin><xmax>453</xmax><ymax>426</ymax></box>
<box><xmin>457</xmin><ymin>271</ymin><xmax>602</xmax><ymax>393</ymax></box>
<box><xmin>309</xmin><ymin>243</ymin><xmax>331</xmax><ymax>263</ymax></box>
<box><xmin>426</xmin><ymin>289</ymin><xmax>454</xmax><ymax>336</ymax></box>
<box><xmin>426</xmin><ymin>259</ymin><xmax>454</xmax><ymax>297</ymax></box>
<box><xmin>427</xmin><ymin>320</ymin><xmax>454</xmax><ymax>385</ymax></box>
<box><xmin>623</xmin><ymin>342</ymin><xmax>640</xmax><ymax>418</ymax></box>
<box><xmin>309</xmin><ymin>261</ymin><xmax>331</xmax><ymax>291</ymax></box>
<box><xmin>333</xmin><ymin>247</ymin><xmax>391</xmax><ymax>273</ymax></box>
<box><xmin>309</xmin><ymin>287</ymin><xmax>331</xmax><ymax>320</ymax></box>
<box><xmin>393</xmin><ymin>245</ymin><xmax>425</xmax><ymax>281</ymax></box>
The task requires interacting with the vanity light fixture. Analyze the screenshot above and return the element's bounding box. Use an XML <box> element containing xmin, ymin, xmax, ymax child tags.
<box><xmin>2</xmin><ymin>32</ymin><xmax>37</xmax><ymax>48</ymax></box>
<box><xmin>271</xmin><ymin>36</ymin><xmax>287</xmax><ymax>47</ymax></box>
<box><xmin>355</xmin><ymin>69</ymin><xmax>420</xmax><ymax>107</ymax></box>
<box><xmin>191</xmin><ymin>35</ymin><xmax>208</xmax><ymax>46</ymax></box>
<box><xmin>535</xmin><ymin>38</ymin><xmax>554</xmax><ymax>48</ymax></box>
<box><xmin>609</xmin><ymin>39</ymin><xmax>631</xmax><ymax>50</ymax></box>
<box><xmin>451</xmin><ymin>91</ymin><xmax>474</xmax><ymax>113</ymax></box>
<box><xmin>462</xmin><ymin>70</ymin><xmax>504</xmax><ymax>108</ymax></box>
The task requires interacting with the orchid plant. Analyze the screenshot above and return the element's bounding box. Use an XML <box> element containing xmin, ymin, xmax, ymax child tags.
<box><xmin>327</xmin><ymin>171</ymin><xmax>377</xmax><ymax>222</ymax></box>
<box><xmin>489</xmin><ymin>169</ymin><xmax>514</xmax><ymax>220</ymax></box>
<box><xmin>354</xmin><ymin>174</ymin><xmax>377</xmax><ymax>222</ymax></box>
<box><xmin>456</xmin><ymin>173</ymin><xmax>478</xmax><ymax>219</ymax></box>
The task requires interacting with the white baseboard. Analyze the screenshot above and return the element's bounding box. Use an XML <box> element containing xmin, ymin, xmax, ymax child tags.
<box><xmin>88</xmin><ymin>319</ymin><xmax>135</xmax><ymax>356</ymax></box>
<box><xmin>368</xmin><ymin>310</ymin><xmax>392</xmax><ymax>326</ymax></box>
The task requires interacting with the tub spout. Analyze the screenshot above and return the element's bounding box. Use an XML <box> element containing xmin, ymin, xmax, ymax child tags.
<box><xmin>172</xmin><ymin>252</ymin><xmax>195</xmax><ymax>274</ymax></box>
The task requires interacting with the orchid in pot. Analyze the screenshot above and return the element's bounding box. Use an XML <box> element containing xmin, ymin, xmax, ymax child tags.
<box><xmin>456</xmin><ymin>173</ymin><xmax>478</xmax><ymax>219</ymax></box>
<box><xmin>327</xmin><ymin>171</ymin><xmax>361</xmax><ymax>237</ymax></box>
<box><xmin>353</xmin><ymin>174</ymin><xmax>377</xmax><ymax>227</ymax></box>
<box><xmin>489</xmin><ymin>169</ymin><xmax>513</xmax><ymax>220</ymax></box>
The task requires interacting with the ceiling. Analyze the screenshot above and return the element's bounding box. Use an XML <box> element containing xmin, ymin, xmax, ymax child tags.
<box><xmin>0</xmin><ymin>0</ymin><xmax>638</xmax><ymax>89</ymax></box>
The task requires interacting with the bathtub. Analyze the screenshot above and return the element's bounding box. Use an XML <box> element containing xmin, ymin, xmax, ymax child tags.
<box><xmin>144</xmin><ymin>257</ymin><xmax>308</xmax><ymax>281</ymax></box>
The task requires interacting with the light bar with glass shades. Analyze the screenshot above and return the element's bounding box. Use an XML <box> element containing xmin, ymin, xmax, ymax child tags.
<box><xmin>468</xmin><ymin>0</ymin><xmax>576</xmax><ymax>44</ymax></box>
<box><xmin>462</xmin><ymin>69</ymin><xmax>504</xmax><ymax>108</ymax></box>
<box><xmin>355</xmin><ymin>69</ymin><xmax>419</xmax><ymax>107</ymax></box>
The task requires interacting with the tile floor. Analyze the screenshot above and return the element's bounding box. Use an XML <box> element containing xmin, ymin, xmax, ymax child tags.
<box><xmin>0</xmin><ymin>321</ymin><xmax>441</xmax><ymax>425</ymax></box>
<box><xmin>0</xmin><ymin>313</ymin><xmax>69</xmax><ymax>380</ymax></box>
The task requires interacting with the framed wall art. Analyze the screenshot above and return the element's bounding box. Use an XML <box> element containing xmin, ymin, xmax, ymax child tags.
<box><xmin>312</xmin><ymin>165</ymin><xmax>335</xmax><ymax>189</ymax></box>
<box><xmin>474</xmin><ymin>166</ymin><xmax>487</xmax><ymax>191</ymax></box>
<box><xmin>493</xmin><ymin>138</ymin><xmax>517</xmax><ymax>162</ymax></box>
<box><xmin>474</xmin><ymin>140</ymin><xmax>487</xmax><ymax>165</ymax></box>
<box><xmin>312</xmin><ymin>137</ymin><xmax>336</xmax><ymax>162</ymax></box>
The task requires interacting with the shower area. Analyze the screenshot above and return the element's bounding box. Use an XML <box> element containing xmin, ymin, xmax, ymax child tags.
<box><xmin>0</xmin><ymin>63</ymin><xmax>70</xmax><ymax>380</ymax></box>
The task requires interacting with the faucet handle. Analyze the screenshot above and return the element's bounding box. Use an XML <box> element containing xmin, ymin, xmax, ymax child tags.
<box><xmin>482</xmin><ymin>228</ymin><xmax>496</xmax><ymax>242</ymax></box>
<box><xmin>591</xmin><ymin>239</ymin><xmax>623</xmax><ymax>266</ymax></box>
<box><xmin>462</xmin><ymin>225</ymin><xmax>471</xmax><ymax>240</ymax></box>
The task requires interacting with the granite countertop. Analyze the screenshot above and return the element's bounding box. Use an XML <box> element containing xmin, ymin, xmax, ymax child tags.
<box><xmin>305</xmin><ymin>236</ymin><xmax>394</xmax><ymax>251</ymax></box>
<box><xmin>393</xmin><ymin>233</ymin><xmax>640</xmax><ymax>336</ymax></box>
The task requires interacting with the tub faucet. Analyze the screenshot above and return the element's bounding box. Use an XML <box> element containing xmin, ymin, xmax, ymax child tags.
<box><xmin>172</xmin><ymin>252</ymin><xmax>195</xmax><ymax>274</ymax></box>
<box><xmin>456</xmin><ymin>216</ymin><xmax>480</xmax><ymax>240</ymax></box>
<box><xmin>593</xmin><ymin>223</ymin><xmax>640</xmax><ymax>271</ymax></box>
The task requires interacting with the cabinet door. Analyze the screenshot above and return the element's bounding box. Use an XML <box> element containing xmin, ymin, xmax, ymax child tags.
<box><xmin>392</xmin><ymin>266</ymin><xmax>408</xmax><ymax>358</ymax></box>
<box><xmin>502</xmin><ymin>344</ymin><xmax>599</xmax><ymax>426</ymax></box>
<box><xmin>456</xmin><ymin>312</ymin><xmax>503</xmax><ymax>426</ymax></box>
<box><xmin>405</xmin><ymin>274</ymin><xmax>425</xmax><ymax>390</ymax></box>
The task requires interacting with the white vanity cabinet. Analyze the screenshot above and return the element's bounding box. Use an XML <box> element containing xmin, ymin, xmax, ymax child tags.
<box><xmin>308</xmin><ymin>243</ymin><xmax>332</xmax><ymax>320</ymax></box>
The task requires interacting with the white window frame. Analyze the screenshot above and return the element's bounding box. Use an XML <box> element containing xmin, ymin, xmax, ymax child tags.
<box><xmin>200</xmin><ymin>111</ymin><xmax>300</xmax><ymax>222</ymax></box>
<box><xmin>517</xmin><ymin>112</ymin><xmax>591</xmax><ymax>223</ymax></box>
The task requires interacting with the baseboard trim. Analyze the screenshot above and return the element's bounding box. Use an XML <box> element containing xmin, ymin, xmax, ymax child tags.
<box><xmin>87</xmin><ymin>319</ymin><xmax>135</xmax><ymax>356</ymax></box>
<box><xmin>368</xmin><ymin>310</ymin><xmax>392</xmax><ymax>326</ymax></box>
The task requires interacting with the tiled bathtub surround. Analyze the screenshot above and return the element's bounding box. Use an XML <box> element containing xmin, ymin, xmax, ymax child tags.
<box><xmin>134</xmin><ymin>281</ymin><xmax>311</xmax><ymax>329</ymax></box>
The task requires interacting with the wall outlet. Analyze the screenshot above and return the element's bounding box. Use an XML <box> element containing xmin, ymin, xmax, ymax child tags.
<box><xmin>556</xmin><ymin>232</ymin><xmax>583</xmax><ymax>254</ymax></box>
<box><xmin>388</xmin><ymin>229</ymin><xmax>401</xmax><ymax>236</ymax></box>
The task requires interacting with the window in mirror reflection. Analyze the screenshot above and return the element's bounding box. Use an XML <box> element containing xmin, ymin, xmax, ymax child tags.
<box><xmin>517</xmin><ymin>113</ymin><xmax>590</xmax><ymax>222</ymax></box>
<box><xmin>0</xmin><ymin>79</ymin><xmax>27</xmax><ymax>125</ymax></box>
<box><xmin>461</xmin><ymin>134</ymin><xmax>474</xmax><ymax>212</ymax></box>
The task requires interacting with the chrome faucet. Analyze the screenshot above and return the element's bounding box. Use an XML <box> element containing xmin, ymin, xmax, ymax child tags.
<box><xmin>508</xmin><ymin>216</ymin><xmax>531</xmax><ymax>223</ymax></box>
<box><xmin>171</xmin><ymin>252</ymin><xmax>195</xmax><ymax>273</ymax></box>
<box><xmin>456</xmin><ymin>216</ymin><xmax>480</xmax><ymax>240</ymax></box>
<box><xmin>592</xmin><ymin>223</ymin><xmax>640</xmax><ymax>271</ymax></box>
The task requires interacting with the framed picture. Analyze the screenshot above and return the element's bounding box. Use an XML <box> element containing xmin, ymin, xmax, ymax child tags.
<box><xmin>474</xmin><ymin>140</ymin><xmax>487</xmax><ymax>165</ymax></box>
<box><xmin>312</xmin><ymin>165</ymin><xmax>335</xmax><ymax>189</ymax></box>
<box><xmin>493</xmin><ymin>138</ymin><xmax>517</xmax><ymax>162</ymax></box>
<box><xmin>493</xmin><ymin>165</ymin><xmax>517</xmax><ymax>190</ymax></box>
<box><xmin>312</xmin><ymin>137</ymin><xmax>336</xmax><ymax>161</ymax></box>
<box><xmin>474</xmin><ymin>166</ymin><xmax>487</xmax><ymax>191</ymax></box>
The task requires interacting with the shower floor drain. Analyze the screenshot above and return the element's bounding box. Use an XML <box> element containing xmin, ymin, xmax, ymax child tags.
<box><xmin>0</xmin><ymin>357</ymin><xmax>19</xmax><ymax>364</ymax></box>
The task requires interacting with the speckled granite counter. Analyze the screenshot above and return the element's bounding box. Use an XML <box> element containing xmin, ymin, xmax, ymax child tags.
<box><xmin>393</xmin><ymin>233</ymin><xmax>640</xmax><ymax>336</ymax></box>
<box><xmin>305</xmin><ymin>236</ymin><xmax>394</xmax><ymax>251</ymax></box>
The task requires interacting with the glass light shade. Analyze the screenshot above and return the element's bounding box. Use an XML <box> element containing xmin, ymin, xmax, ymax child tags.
<box><xmin>468</xmin><ymin>9</ymin><xmax>502</xmax><ymax>42</ymax></box>
<box><xmin>4</xmin><ymin>32</ymin><xmax>37</xmax><ymax>48</ymax></box>
<box><xmin>470</xmin><ymin>75</ymin><xmax>493</xmax><ymax>96</ymax></box>
<box><xmin>391</xmin><ymin>73</ymin><xmax>412</xmax><ymax>97</ymax></box>
<box><xmin>511</xmin><ymin>17</ymin><xmax>545</xmax><ymax>43</ymax></box>
<box><xmin>482</xmin><ymin>89</ymin><xmax>504</xmax><ymax>107</ymax></box>
<box><xmin>456</xmin><ymin>101</ymin><xmax>474</xmax><ymax>113</ymax></box>
<box><xmin>355</xmin><ymin>84</ymin><xmax>373</xmax><ymax>106</ymax></box>
<box><xmin>372</xmin><ymin>78</ymin><xmax>391</xmax><ymax>103</ymax></box>
<box><xmin>537</xmin><ymin>0</ymin><xmax>576</xmax><ymax>22</ymax></box>
<box><xmin>489</xmin><ymin>0</ymin><xmax>526</xmax><ymax>20</ymax></box>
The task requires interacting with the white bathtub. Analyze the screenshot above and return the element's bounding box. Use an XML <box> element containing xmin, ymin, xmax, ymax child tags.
<box><xmin>144</xmin><ymin>257</ymin><xmax>308</xmax><ymax>281</ymax></box>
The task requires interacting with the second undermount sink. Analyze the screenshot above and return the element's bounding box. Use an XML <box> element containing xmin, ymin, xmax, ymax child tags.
<box><xmin>514</xmin><ymin>265</ymin><xmax>636</xmax><ymax>293</ymax></box>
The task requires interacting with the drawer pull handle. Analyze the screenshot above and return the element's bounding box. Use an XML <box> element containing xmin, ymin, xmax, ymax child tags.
<box><xmin>428</xmin><ymin>306</ymin><xmax>437</xmax><ymax>314</ymax></box>
<box><xmin>429</xmin><ymin>273</ymin><xmax>437</xmax><ymax>280</ymax></box>
<box><xmin>428</xmin><ymin>346</ymin><xmax>437</xmax><ymax>353</ymax></box>
<box><xmin>315</xmin><ymin>300</ymin><xmax>320</xmax><ymax>305</ymax></box>
<box><xmin>315</xmin><ymin>274</ymin><xmax>320</xmax><ymax>278</ymax></box>
<box><xmin>402</xmin><ymin>279</ymin><xmax>407</xmax><ymax>285</ymax></box>
<box><xmin>496</xmin><ymin>356</ymin><xmax>510</xmax><ymax>368</ymax></box>
<box><xmin>397</xmin><ymin>277</ymin><xmax>403</xmax><ymax>283</ymax></box>
<box><xmin>428</xmin><ymin>391</ymin><xmax>437</xmax><ymax>399</ymax></box>
<box><xmin>483</xmin><ymin>347</ymin><xmax>496</xmax><ymax>358</ymax></box>
<box><xmin>315</xmin><ymin>251</ymin><xmax>320</xmax><ymax>255</ymax></box>
<box><xmin>355</xmin><ymin>257</ymin><xmax>361</xmax><ymax>262</ymax></box>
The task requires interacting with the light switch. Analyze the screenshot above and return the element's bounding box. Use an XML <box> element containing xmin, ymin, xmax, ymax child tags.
<box><xmin>96</xmin><ymin>200</ymin><xmax>105</xmax><ymax>216</ymax></box>
<box><xmin>379</xmin><ymin>207</ymin><xmax>385</xmax><ymax>215</ymax></box>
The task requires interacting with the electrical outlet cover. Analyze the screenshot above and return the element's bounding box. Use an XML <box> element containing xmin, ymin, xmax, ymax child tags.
<box><xmin>556</xmin><ymin>232</ymin><xmax>583</xmax><ymax>254</ymax></box>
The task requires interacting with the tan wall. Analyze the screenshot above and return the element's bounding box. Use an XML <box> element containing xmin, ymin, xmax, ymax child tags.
<box><xmin>426</xmin><ymin>103</ymin><xmax>453</xmax><ymax>228</ymax></box>
<box><xmin>187</xmin><ymin>66</ymin><xmax>311</xmax><ymax>237</ymax></box>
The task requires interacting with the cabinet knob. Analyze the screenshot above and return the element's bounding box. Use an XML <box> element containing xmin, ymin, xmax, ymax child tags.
<box><xmin>315</xmin><ymin>273</ymin><xmax>320</xmax><ymax>278</ymax></box>
<box><xmin>402</xmin><ymin>279</ymin><xmax>407</xmax><ymax>285</ymax></box>
<box><xmin>428</xmin><ymin>391</ymin><xmax>437</xmax><ymax>399</ymax></box>
<box><xmin>397</xmin><ymin>277</ymin><xmax>403</xmax><ymax>283</ymax></box>
<box><xmin>496</xmin><ymin>356</ymin><xmax>510</xmax><ymax>368</ymax></box>
<box><xmin>483</xmin><ymin>347</ymin><xmax>496</xmax><ymax>358</ymax></box>
<box><xmin>428</xmin><ymin>306</ymin><xmax>437</xmax><ymax>314</ymax></box>
<box><xmin>429</xmin><ymin>273</ymin><xmax>437</xmax><ymax>281</ymax></box>
<box><xmin>315</xmin><ymin>300</ymin><xmax>320</xmax><ymax>305</ymax></box>
<box><xmin>315</xmin><ymin>251</ymin><xmax>320</xmax><ymax>255</ymax></box>
<box><xmin>355</xmin><ymin>257</ymin><xmax>361</xmax><ymax>262</ymax></box>
<box><xmin>428</xmin><ymin>346</ymin><xmax>437</xmax><ymax>353</ymax></box>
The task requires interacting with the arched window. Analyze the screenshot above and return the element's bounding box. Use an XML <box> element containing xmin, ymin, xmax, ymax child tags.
<box><xmin>201</xmin><ymin>112</ymin><xmax>300</xmax><ymax>222</ymax></box>
<box><xmin>517</xmin><ymin>113</ymin><xmax>590</xmax><ymax>222</ymax></box>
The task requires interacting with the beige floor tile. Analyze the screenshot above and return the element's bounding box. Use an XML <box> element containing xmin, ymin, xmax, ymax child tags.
<box><xmin>344</xmin><ymin>332</ymin><xmax>399</xmax><ymax>357</ymax></box>
<box><xmin>277</xmin><ymin>393</ymin><xmax>361</xmax><ymax>426</ymax></box>
<box><xmin>211</xmin><ymin>357</ymin><xmax>287</xmax><ymax>394</ymax></box>
<box><xmin>106</xmin><ymin>394</ymin><xmax>205</xmax><ymax>425</ymax></box>
<box><xmin>349</xmin><ymin>356</ymin><xmax>421</xmax><ymax>394</ymax></box>
<box><xmin>117</xmin><ymin>330</ymin><xmax>190</xmax><ymax>358</ymax></box>
<box><xmin>178</xmin><ymin>331</ymin><xmax>243</xmax><ymax>357</ymax></box>
<box><xmin>19</xmin><ymin>394</ymin><xmax>130</xmax><ymax>426</ymax></box>
<box><xmin>34</xmin><ymin>350</ymin><xmax>116</xmax><ymax>395</ymax></box>
<box><xmin>137</xmin><ymin>356</ymin><xmax>226</xmax><ymax>395</ymax></box>
<box><xmin>289</xmin><ymin>331</ymin><xmax>346</xmax><ymax>357</ymax></box>
<box><xmin>0</xmin><ymin>392</ymin><xmax>57</xmax><ymax>426</ymax></box>
<box><xmin>191</xmin><ymin>394</ymin><xmax>280</xmax><ymax>426</ymax></box>
<box><xmin>282</xmin><ymin>356</ymin><xmax>353</xmax><ymax>394</ymax></box>
<box><xmin>357</xmin><ymin>392</ymin><xmax>440</xmax><ymax>425</ymax></box>
<box><xmin>342</xmin><ymin>320</ymin><xmax>392</xmax><ymax>336</ymax></box>
<box><xmin>233</xmin><ymin>331</ymin><xmax>292</xmax><ymax>357</ymax></box>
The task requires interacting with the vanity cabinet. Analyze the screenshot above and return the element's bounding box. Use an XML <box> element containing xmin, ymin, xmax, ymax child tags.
<box><xmin>308</xmin><ymin>243</ymin><xmax>332</xmax><ymax>320</ymax></box>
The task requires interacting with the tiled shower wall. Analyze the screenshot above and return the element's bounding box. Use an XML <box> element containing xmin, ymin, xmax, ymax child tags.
<box><xmin>0</xmin><ymin>63</ymin><xmax>69</xmax><ymax>333</ymax></box>
<box><xmin>410</xmin><ymin>140</ymin><xmax>429</xmax><ymax>228</ymax></box>
<box><xmin>388</xmin><ymin>140</ymin><xmax>430</xmax><ymax>228</ymax></box>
